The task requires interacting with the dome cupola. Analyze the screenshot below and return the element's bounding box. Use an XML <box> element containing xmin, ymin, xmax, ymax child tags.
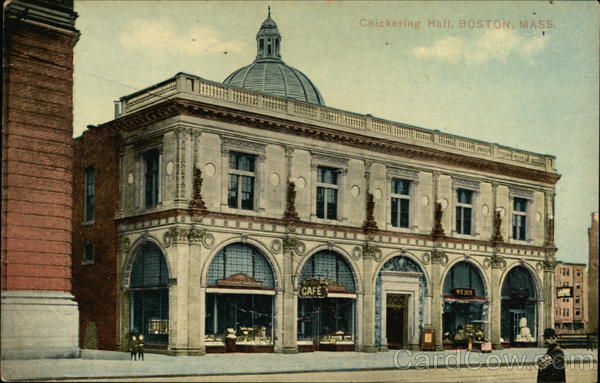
<box><xmin>255</xmin><ymin>7</ymin><xmax>281</xmax><ymax>61</ymax></box>
<box><xmin>223</xmin><ymin>8</ymin><xmax>324</xmax><ymax>106</ymax></box>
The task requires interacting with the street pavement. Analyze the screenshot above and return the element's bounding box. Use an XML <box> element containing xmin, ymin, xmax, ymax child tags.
<box><xmin>1</xmin><ymin>348</ymin><xmax>597</xmax><ymax>382</ymax></box>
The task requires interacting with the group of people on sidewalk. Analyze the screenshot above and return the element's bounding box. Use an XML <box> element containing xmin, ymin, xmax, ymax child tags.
<box><xmin>128</xmin><ymin>333</ymin><xmax>145</xmax><ymax>361</ymax></box>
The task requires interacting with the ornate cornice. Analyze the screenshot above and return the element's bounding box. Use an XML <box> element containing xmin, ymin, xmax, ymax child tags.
<box><xmin>99</xmin><ymin>99</ymin><xmax>560</xmax><ymax>185</ymax></box>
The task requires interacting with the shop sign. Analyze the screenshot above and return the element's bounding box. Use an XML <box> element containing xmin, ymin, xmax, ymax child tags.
<box><xmin>452</xmin><ymin>288</ymin><xmax>475</xmax><ymax>298</ymax></box>
<box><xmin>299</xmin><ymin>278</ymin><xmax>329</xmax><ymax>298</ymax></box>
<box><xmin>217</xmin><ymin>273</ymin><xmax>264</xmax><ymax>287</ymax></box>
<box><xmin>148</xmin><ymin>319</ymin><xmax>169</xmax><ymax>335</ymax></box>
<box><xmin>556</xmin><ymin>286</ymin><xmax>573</xmax><ymax>298</ymax></box>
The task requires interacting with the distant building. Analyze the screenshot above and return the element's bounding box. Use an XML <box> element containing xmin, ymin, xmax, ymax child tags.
<box><xmin>72</xmin><ymin>11</ymin><xmax>560</xmax><ymax>354</ymax></box>
<box><xmin>2</xmin><ymin>0</ymin><xmax>79</xmax><ymax>359</ymax></box>
<box><xmin>587</xmin><ymin>212</ymin><xmax>599</xmax><ymax>334</ymax></box>
<box><xmin>554</xmin><ymin>262</ymin><xmax>587</xmax><ymax>333</ymax></box>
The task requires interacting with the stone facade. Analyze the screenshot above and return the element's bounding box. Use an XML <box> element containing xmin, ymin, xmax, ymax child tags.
<box><xmin>73</xmin><ymin>69</ymin><xmax>560</xmax><ymax>353</ymax></box>
<box><xmin>2</xmin><ymin>0</ymin><xmax>79</xmax><ymax>359</ymax></box>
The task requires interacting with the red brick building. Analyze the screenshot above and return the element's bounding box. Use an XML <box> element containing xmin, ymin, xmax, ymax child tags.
<box><xmin>72</xmin><ymin>126</ymin><xmax>120</xmax><ymax>350</ymax></box>
<box><xmin>2</xmin><ymin>0</ymin><xmax>79</xmax><ymax>359</ymax></box>
<box><xmin>588</xmin><ymin>212</ymin><xmax>599</xmax><ymax>335</ymax></box>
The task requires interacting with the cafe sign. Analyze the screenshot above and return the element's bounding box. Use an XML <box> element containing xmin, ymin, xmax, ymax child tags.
<box><xmin>299</xmin><ymin>278</ymin><xmax>329</xmax><ymax>298</ymax></box>
<box><xmin>452</xmin><ymin>288</ymin><xmax>475</xmax><ymax>298</ymax></box>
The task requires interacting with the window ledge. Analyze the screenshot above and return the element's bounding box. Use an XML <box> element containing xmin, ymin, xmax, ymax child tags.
<box><xmin>82</xmin><ymin>220</ymin><xmax>94</xmax><ymax>226</ymax></box>
<box><xmin>82</xmin><ymin>260</ymin><xmax>95</xmax><ymax>266</ymax></box>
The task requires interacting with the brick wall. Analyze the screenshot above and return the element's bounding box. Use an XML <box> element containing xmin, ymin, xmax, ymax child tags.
<box><xmin>72</xmin><ymin>127</ymin><xmax>120</xmax><ymax>350</ymax></box>
<box><xmin>2</xmin><ymin>21</ymin><xmax>75</xmax><ymax>291</ymax></box>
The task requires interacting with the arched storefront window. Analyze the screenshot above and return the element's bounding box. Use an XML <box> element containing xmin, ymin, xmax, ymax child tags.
<box><xmin>501</xmin><ymin>266</ymin><xmax>538</xmax><ymax>345</ymax></box>
<box><xmin>442</xmin><ymin>261</ymin><xmax>487</xmax><ymax>348</ymax></box>
<box><xmin>130</xmin><ymin>243</ymin><xmax>169</xmax><ymax>344</ymax></box>
<box><xmin>297</xmin><ymin>251</ymin><xmax>357</xmax><ymax>351</ymax></box>
<box><xmin>205</xmin><ymin>243</ymin><xmax>275</xmax><ymax>352</ymax></box>
<box><xmin>375</xmin><ymin>256</ymin><xmax>428</xmax><ymax>348</ymax></box>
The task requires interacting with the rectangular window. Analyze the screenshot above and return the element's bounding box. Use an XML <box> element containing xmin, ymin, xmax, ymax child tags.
<box><xmin>228</xmin><ymin>152</ymin><xmax>256</xmax><ymax>210</ymax></box>
<box><xmin>456</xmin><ymin>189</ymin><xmax>473</xmax><ymax>235</ymax></box>
<box><xmin>316</xmin><ymin>167</ymin><xmax>338</xmax><ymax>220</ymax></box>
<box><xmin>83</xmin><ymin>243</ymin><xmax>94</xmax><ymax>264</ymax></box>
<box><xmin>84</xmin><ymin>167</ymin><xmax>95</xmax><ymax>222</ymax></box>
<box><xmin>575</xmin><ymin>309</ymin><xmax>581</xmax><ymax>316</ymax></box>
<box><xmin>144</xmin><ymin>149</ymin><xmax>160</xmax><ymax>208</ymax></box>
<box><xmin>512</xmin><ymin>197</ymin><xmax>528</xmax><ymax>240</ymax></box>
<box><xmin>391</xmin><ymin>179</ymin><xmax>410</xmax><ymax>228</ymax></box>
<box><xmin>575</xmin><ymin>296</ymin><xmax>580</xmax><ymax>304</ymax></box>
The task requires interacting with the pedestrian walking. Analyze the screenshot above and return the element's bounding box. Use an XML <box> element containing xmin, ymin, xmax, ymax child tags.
<box><xmin>536</xmin><ymin>328</ymin><xmax>566</xmax><ymax>383</ymax></box>
<box><xmin>129</xmin><ymin>334</ymin><xmax>138</xmax><ymax>361</ymax></box>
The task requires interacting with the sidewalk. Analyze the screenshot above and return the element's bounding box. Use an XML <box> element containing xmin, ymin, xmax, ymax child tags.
<box><xmin>1</xmin><ymin>348</ymin><xmax>597</xmax><ymax>381</ymax></box>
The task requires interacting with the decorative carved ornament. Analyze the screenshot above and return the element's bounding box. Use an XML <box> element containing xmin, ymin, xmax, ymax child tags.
<box><xmin>221</xmin><ymin>137</ymin><xmax>266</xmax><ymax>153</ymax></box>
<box><xmin>189</xmin><ymin>167</ymin><xmax>207</xmax><ymax>210</ymax></box>
<box><xmin>543</xmin><ymin>256</ymin><xmax>557</xmax><ymax>272</ymax></box>
<box><xmin>491</xmin><ymin>210</ymin><xmax>504</xmax><ymax>244</ymax></box>
<box><xmin>283</xmin><ymin>181</ymin><xmax>300</xmax><ymax>224</ymax></box>
<box><xmin>121</xmin><ymin>236</ymin><xmax>131</xmax><ymax>252</ymax></box>
<box><xmin>163</xmin><ymin>226</ymin><xmax>214</xmax><ymax>248</ymax></box>
<box><xmin>490</xmin><ymin>253</ymin><xmax>506</xmax><ymax>269</ymax></box>
<box><xmin>270</xmin><ymin>239</ymin><xmax>282</xmax><ymax>254</ymax></box>
<box><xmin>282</xmin><ymin>236</ymin><xmax>305</xmax><ymax>256</ymax></box>
<box><xmin>430</xmin><ymin>249</ymin><xmax>448</xmax><ymax>265</ymax></box>
<box><xmin>422</xmin><ymin>252</ymin><xmax>431</xmax><ymax>265</ymax></box>
<box><xmin>362</xmin><ymin>192</ymin><xmax>378</xmax><ymax>234</ymax></box>
<box><xmin>432</xmin><ymin>202</ymin><xmax>445</xmax><ymax>238</ymax></box>
<box><xmin>387</xmin><ymin>167</ymin><xmax>419</xmax><ymax>181</ymax></box>
<box><xmin>311</xmin><ymin>153</ymin><xmax>348</xmax><ymax>167</ymax></box>
<box><xmin>509</xmin><ymin>188</ymin><xmax>534</xmax><ymax>199</ymax></box>
<box><xmin>453</xmin><ymin>177</ymin><xmax>480</xmax><ymax>191</ymax></box>
<box><xmin>362</xmin><ymin>243</ymin><xmax>382</xmax><ymax>261</ymax></box>
<box><xmin>217</xmin><ymin>273</ymin><xmax>264</xmax><ymax>287</ymax></box>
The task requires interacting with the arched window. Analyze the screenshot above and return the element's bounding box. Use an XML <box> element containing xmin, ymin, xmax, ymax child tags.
<box><xmin>207</xmin><ymin>243</ymin><xmax>274</xmax><ymax>288</ymax></box>
<box><xmin>131</xmin><ymin>243</ymin><xmax>168</xmax><ymax>288</ymax></box>
<box><xmin>130</xmin><ymin>243</ymin><xmax>169</xmax><ymax>344</ymax></box>
<box><xmin>205</xmin><ymin>244</ymin><xmax>276</xmax><ymax>350</ymax></box>
<box><xmin>443</xmin><ymin>261</ymin><xmax>485</xmax><ymax>297</ymax></box>
<box><xmin>501</xmin><ymin>266</ymin><xmax>537</xmax><ymax>299</ymax></box>
<box><xmin>300</xmin><ymin>251</ymin><xmax>355</xmax><ymax>292</ymax></box>
<box><xmin>501</xmin><ymin>266</ymin><xmax>538</xmax><ymax>343</ymax></box>
<box><xmin>442</xmin><ymin>261</ymin><xmax>487</xmax><ymax>346</ymax></box>
<box><xmin>297</xmin><ymin>251</ymin><xmax>357</xmax><ymax>350</ymax></box>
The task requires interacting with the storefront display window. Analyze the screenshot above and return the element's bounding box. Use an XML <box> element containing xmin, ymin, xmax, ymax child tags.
<box><xmin>501</xmin><ymin>266</ymin><xmax>537</xmax><ymax>344</ymax></box>
<box><xmin>297</xmin><ymin>251</ymin><xmax>356</xmax><ymax>350</ymax></box>
<box><xmin>130</xmin><ymin>243</ymin><xmax>169</xmax><ymax>344</ymax></box>
<box><xmin>205</xmin><ymin>294</ymin><xmax>273</xmax><ymax>345</ymax></box>
<box><xmin>205</xmin><ymin>243</ymin><xmax>275</xmax><ymax>347</ymax></box>
<box><xmin>442</xmin><ymin>261</ymin><xmax>487</xmax><ymax>348</ymax></box>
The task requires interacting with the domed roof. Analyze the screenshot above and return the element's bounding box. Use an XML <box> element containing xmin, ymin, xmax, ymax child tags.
<box><xmin>223</xmin><ymin>8</ymin><xmax>324</xmax><ymax>106</ymax></box>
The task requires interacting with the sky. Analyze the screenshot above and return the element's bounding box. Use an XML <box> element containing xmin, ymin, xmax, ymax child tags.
<box><xmin>73</xmin><ymin>1</ymin><xmax>598</xmax><ymax>265</ymax></box>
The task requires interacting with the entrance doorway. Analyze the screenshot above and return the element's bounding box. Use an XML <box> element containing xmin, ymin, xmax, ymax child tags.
<box><xmin>386</xmin><ymin>294</ymin><xmax>408</xmax><ymax>349</ymax></box>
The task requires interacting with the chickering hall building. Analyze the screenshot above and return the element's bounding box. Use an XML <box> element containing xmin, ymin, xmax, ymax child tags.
<box><xmin>73</xmin><ymin>11</ymin><xmax>560</xmax><ymax>355</ymax></box>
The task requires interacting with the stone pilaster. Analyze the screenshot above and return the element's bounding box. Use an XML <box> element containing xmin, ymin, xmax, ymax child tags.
<box><xmin>361</xmin><ymin>245</ymin><xmax>380</xmax><ymax>353</ymax></box>
<box><xmin>281</xmin><ymin>238</ymin><xmax>298</xmax><ymax>353</ymax></box>
<box><xmin>490</xmin><ymin>252</ymin><xmax>506</xmax><ymax>349</ymax></box>
<box><xmin>430</xmin><ymin>248</ymin><xmax>447</xmax><ymax>351</ymax></box>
